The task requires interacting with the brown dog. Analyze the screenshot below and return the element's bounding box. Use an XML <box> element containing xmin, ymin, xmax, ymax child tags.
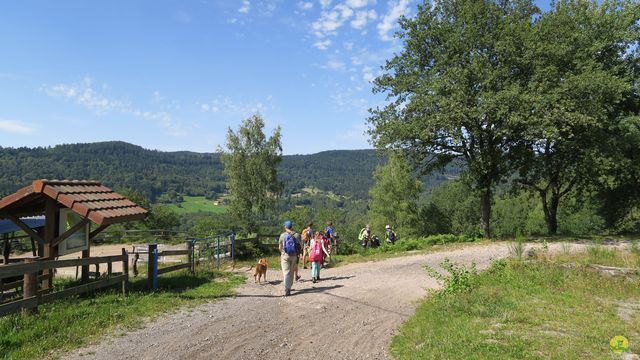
<box><xmin>254</xmin><ymin>258</ymin><xmax>268</xmax><ymax>283</ymax></box>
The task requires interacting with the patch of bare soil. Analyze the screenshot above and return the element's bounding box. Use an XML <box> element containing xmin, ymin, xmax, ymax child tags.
<box><xmin>65</xmin><ymin>242</ymin><xmax>580</xmax><ymax>360</ymax></box>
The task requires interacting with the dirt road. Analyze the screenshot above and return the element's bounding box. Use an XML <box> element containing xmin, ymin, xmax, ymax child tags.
<box><xmin>66</xmin><ymin>242</ymin><xmax>579</xmax><ymax>360</ymax></box>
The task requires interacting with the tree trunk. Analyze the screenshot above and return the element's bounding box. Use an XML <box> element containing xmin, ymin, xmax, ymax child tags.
<box><xmin>480</xmin><ymin>189</ymin><xmax>492</xmax><ymax>238</ymax></box>
<box><xmin>540</xmin><ymin>190</ymin><xmax>559</xmax><ymax>236</ymax></box>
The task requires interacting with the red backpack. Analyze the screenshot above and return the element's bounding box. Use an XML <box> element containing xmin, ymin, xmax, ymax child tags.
<box><xmin>309</xmin><ymin>240</ymin><xmax>322</xmax><ymax>262</ymax></box>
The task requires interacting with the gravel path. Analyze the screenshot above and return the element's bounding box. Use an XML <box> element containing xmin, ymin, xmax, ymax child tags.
<box><xmin>66</xmin><ymin>242</ymin><xmax>577</xmax><ymax>360</ymax></box>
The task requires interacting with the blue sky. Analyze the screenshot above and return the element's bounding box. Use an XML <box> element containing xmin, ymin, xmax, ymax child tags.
<box><xmin>0</xmin><ymin>0</ymin><xmax>551</xmax><ymax>155</ymax></box>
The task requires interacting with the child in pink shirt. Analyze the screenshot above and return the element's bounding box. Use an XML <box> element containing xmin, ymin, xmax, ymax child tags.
<box><xmin>309</xmin><ymin>232</ymin><xmax>330</xmax><ymax>283</ymax></box>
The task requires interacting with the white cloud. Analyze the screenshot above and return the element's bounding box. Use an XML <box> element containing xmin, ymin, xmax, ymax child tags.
<box><xmin>350</xmin><ymin>9</ymin><xmax>377</xmax><ymax>29</ymax></box>
<box><xmin>313</xmin><ymin>39</ymin><xmax>332</xmax><ymax>50</ymax></box>
<box><xmin>238</xmin><ymin>0</ymin><xmax>250</xmax><ymax>13</ymax></box>
<box><xmin>319</xmin><ymin>0</ymin><xmax>331</xmax><ymax>9</ymax></box>
<box><xmin>43</xmin><ymin>77</ymin><xmax>128</xmax><ymax>114</ymax></box>
<box><xmin>322</xmin><ymin>59</ymin><xmax>346</xmax><ymax>71</ymax></box>
<box><xmin>344</xmin><ymin>41</ymin><xmax>354</xmax><ymax>50</ymax></box>
<box><xmin>0</xmin><ymin>120</ymin><xmax>36</xmax><ymax>135</ymax></box>
<box><xmin>298</xmin><ymin>1</ymin><xmax>314</xmax><ymax>10</ymax></box>
<box><xmin>346</xmin><ymin>0</ymin><xmax>375</xmax><ymax>9</ymax></box>
<box><xmin>378</xmin><ymin>0</ymin><xmax>411</xmax><ymax>41</ymax></box>
<box><xmin>42</xmin><ymin>77</ymin><xmax>189</xmax><ymax>136</ymax></box>
<box><xmin>311</xmin><ymin>3</ymin><xmax>354</xmax><ymax>40</ymax></box>
<box><xmin>199</xmin><ymin>96</ymin><xmax>271</xmax><ymax>117</ymax></box>
<box><xmin>362</xmin><ymin>66</ymin><xmax>375</xmax><ymax>82</ymax></box>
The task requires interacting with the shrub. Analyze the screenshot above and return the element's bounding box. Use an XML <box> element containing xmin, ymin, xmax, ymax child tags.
<box><xmin>508</xmin><ymin>233</ymin><xmax>526</xmax><ymax>260</ymax></box>
<box><xmin>425</xmin><ymin>258</ymin><xmax>477</xmax><ymax>295</ymax></box>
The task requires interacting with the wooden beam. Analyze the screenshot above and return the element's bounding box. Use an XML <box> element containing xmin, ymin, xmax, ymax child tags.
<box><xmin>89</xmin><ymin>224</ymin><xmax>110</xmax><ymax>240</ymax></box>
<box><xmin>52</xmin><ymin>218</ymin><xmax>89</xmax><ymax>247</ymax></box>
<box><xmin>6</xmin><ymin>215</ymin><xmax>45</xmax><ymax>245</ymax></box>
<box><xmin>43</xmin><ymin>198</ymin><xmax>58</xmax><ymax>290</ymax></box>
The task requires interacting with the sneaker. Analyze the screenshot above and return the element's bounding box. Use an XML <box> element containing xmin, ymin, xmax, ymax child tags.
<box><xmin>303</xmin><ymin>266</ymin><xmax>308</xmax><ymax>269</ymax></box>
<box><xmin>284</xmin><ymin>290</ymin><xmax>291</xmax><ymax>297</ymax></box>
<box><xmin>312</xmin><ymin>277</ymin><xmax>317</xmax><ymax>283</ymax></box>
<box><xmin>296</xmin><ymin>275</ymin><xmax>301</xmax><ymax>281</ymax></box>
<box><xmin>317</xmin><ymin>275</ymin><xmax>321</xmax><ymax>281</ymax></box>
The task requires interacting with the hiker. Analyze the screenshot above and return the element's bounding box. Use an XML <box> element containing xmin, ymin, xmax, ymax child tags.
<box><xmin>324</xmin><ymin>221</ymin><xmax>336</xmax><ymax>254</ymax></box>
<box><xmin>385</xmin><ymin>225</ymin><xmax>397</xmax><ymax>244</ymax></box>
<box><xmin>309</xmin><ymin>231</ymin><xmax>330</xmax><ymax>283</ymax></box>
<box><xmin>301</xmin><ymin>222</ymin><xmax>314</xmax><ymax>270</ymax></box>
<box><xmin>279</xmin><ymin>220</ymin><xmax>302</xmax><ymax>297</ymax></box>
<box><xmin>358</xmin><ymin>224</ymin><xmax>372</xmax><ymax>248</ymax></box>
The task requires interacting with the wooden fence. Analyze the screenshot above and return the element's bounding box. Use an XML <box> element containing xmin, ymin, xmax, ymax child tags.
<box><xmin>131</xmin><ymin>242</ymin><xmax>194</xmax><ymax>290</ymax></box>
<box><xmin>0</xmin><ymin>249</ymin><xmax>128</xmax><ymax>316</ymax></box>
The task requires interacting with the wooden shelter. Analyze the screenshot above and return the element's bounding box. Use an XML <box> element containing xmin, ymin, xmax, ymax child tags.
<box><xmin>0</xmin><ymin>180</ymin><xmax>147</xmax><ymax>288</ymax></box>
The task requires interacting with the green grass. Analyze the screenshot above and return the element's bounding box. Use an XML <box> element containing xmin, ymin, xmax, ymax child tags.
<box><xmin>164</xmin><ymin>196</ymin><xmax>228</xmax><ymax>215</ymax></box>
<box><xmin>0</xmin><ymin>269</ymin><xmax>245</xmax><ymax>359</ymax></box>
<box><xmin>391</xmin><ymin>256</ymin><xmax>640</xmax><ymax>359</ymax></box>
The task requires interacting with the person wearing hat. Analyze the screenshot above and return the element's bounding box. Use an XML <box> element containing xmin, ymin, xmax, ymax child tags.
<box><xmin>385</xmin><ymin>224</ymin><xmax>397</xmax><ymax>244</ymax></box>
<box><xmin>279</xmin><ymin>220</ymin><xmax>302</xmax><ymax>297</ymax></box>
<box><xmin>358</xmin><ymin>224</ymin><xmax>372</xmax><ymax>248</ymax></box>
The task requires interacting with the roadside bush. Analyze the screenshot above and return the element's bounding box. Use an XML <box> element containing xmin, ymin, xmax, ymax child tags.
<box><xmin>508</xmin><ymin>232</ymin><xmax>526</xmax><ymax>260</ymax></box>
<box><xmin>425</xmin><ymin>258</ymin><xmax>477</xmax><ymax>295</ymax></box>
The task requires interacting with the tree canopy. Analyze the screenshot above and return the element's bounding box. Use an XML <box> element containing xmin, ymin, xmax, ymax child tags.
<box><xmin>220</xmin><ymin>114</ymin><xmax>283</xmax><ymax>232</ymax></box>
<box><xmin>369</xmin><ymin>0</ymin><xmax>538</xmax><ymax>237</ymax></box>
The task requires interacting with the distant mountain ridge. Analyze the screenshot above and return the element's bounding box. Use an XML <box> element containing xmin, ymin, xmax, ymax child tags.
<box><xmin>0</xmin><ymin>141</ymin><xmax>458</xmax><ymax>202</ymax></box>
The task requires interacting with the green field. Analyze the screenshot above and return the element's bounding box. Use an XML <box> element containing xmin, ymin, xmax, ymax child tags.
<box><xmin>391</xmin><ymin>249</ymin><xmax>640</xmax><ymax>359</ymax></box>
<box><xmin>165</xmin><ymin>196</ymin><xmax>228</xmax><ymax>215</ymax></box>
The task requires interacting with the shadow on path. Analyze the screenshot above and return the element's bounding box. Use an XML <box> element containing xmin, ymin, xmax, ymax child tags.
<box><xmin>322</xmin><ymin>292</ymin><xmax>413</xmax><ymax>317</ymax></box>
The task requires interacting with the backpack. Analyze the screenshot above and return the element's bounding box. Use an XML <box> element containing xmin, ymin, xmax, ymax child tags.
<box><xmin>388</xmin><ymin>230</ymin><xmax>396</xmax><ymax>242</ymax></box>
<box><xmin>324</xmin><ymin>226</ymin><xmax>333</xmax><ymax>238</ymax></box>
<box><xmin>283</xmin><ymin>233</ymin><xmax>297</xmax><ymax>255</ymax></box>
<box><xmin>309</xmin><ymin>240</ymin><xmax>322</xmax><ymax>262</ymax></box>
<box><xmin>358</xmin><ymin>228</ymin><xmax>367</xmax><ymax>241</ymax></box>
<box><xmin>302</xmin><ymin>227</ymin><xmax>312</xmax><ymax>243</ymax></box>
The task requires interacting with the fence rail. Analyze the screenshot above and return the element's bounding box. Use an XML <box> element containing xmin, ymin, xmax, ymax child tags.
<box><xmin>0</xmin><ymin>250</ymin><xmax>129</xmax><ymax>316</ymax></box>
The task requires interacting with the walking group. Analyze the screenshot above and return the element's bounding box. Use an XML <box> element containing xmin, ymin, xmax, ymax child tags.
<box><xmin>278</xmin><ymin>220</ymin><xmax>336</xmax><ymax>297</ymax></box>
<box><xmin>278</xmin><ymin>220</ymin><xmax>397</xmax><ymax>297</ymax></box>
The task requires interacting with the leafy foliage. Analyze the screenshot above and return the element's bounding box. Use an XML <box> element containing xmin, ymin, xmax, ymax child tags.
<box><xmin>367</xmin><ymin>152</ymin><xmax>421</xmax><ymax>236</ymax></box>
<box><xmin>425</xmin><ymin>258</ymin><xmax>477</xmax><ymax>295</ymax></box>
<box><xmin>369</xmin><ymin>0</ymin><xmax>539</xmax><ymax>237</ymax></box>
<box><xmin>220</xmin><ymin>114</ymin><xmax>283</xmax><ymax>232</ymax></box>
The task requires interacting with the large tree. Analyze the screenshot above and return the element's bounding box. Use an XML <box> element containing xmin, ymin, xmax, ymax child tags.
<box><xmin>367</xmin><ymin>152</ymin><xmax>422</xmax><ymax>236</ymax></box>
<box><xmin>516</xmin><ymin>0</ymin><xmax>639</xmax><ymax>235</ymax></box>
<box><xmin>368</xmin><ymin>0</ymin><xmax>537</xmax><ymax>237</ymax></box>
<box><xmin>220</xmin><ymin>114</ymin><xmax>283</xmax><ymax>233</ymax></box>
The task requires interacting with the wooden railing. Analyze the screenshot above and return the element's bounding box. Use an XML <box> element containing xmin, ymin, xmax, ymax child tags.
<box><xmin>0</xmin><ymin>249</ymin><xmax>129</xmax><ymax>317</ymax></box>
<box><xmin>131</xmin><ymin>242</ymin><xmax>194</xmax><ymax>290</ymax></box>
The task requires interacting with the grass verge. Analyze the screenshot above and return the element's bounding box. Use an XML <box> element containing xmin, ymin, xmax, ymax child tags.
<box><xmin>391</xmin><ymin>256</ymin><xmax>640</xmax><ymax>359</ymax></box>
<box><xmin>0</xmin><ymin>269</ymin><xmax>245</xmax><ymax>359</ymax></box>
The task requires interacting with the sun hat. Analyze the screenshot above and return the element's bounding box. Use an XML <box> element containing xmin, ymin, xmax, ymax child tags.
<box><xmin>284</xmin><ymin>220</ymin><xmax>293</xmax><ymax>229</ymax></box>
<box><xmin>385</xmin><ymin>225</ymin><xmax>391</xmax><ymax>229</ymax></box>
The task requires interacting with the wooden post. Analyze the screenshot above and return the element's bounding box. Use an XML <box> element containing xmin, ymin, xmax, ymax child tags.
<box><xmin>95</xmin><ymin>263</ymin><xmax>100</xmax><ymax>279</ymax></box>
<box><xmin>122</xmin><ymin>248</ymin><xmax>129</xmax><ymax>296</ymax></box>
<box><xmin>81</xmin><ymin>248</ymin><xmax>90</xmax><ymax>283</ymax></box>
<box><xmin>43</xmin><ymin>199</ymin><xmax>59</xmax><ymax>290</ymax></box>
<box><xmin>185</xmin><ymin>240</ymin><xmax>194</xmax><ymax>274</ymax></box>
<box><xmin>2</xmin><ymin>233</ymin><xmax>9</xmax><ymax>265</ymax></box>
<box><xmin>107</xmin><ymin>261</ymin><xmax>112</xmax><ymax>276</ymax></box>
<box><xmin>148</xmin><ymin>244</ymin><xmax>158</xmax><ymax>290</ymax></box>
<box><xmin>133</xmin><ymin>252</ymin><xmax>139</xmax><ymax>277</ymax></box>
<box><xmin>23</xmin><ymin>257</ymin><xmax>38</xmax><ymax>314</ymax></box>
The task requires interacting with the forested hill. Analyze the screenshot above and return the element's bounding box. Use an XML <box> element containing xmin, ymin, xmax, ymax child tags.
<box><xmin>0</xmin><ymin>141</ymin><xmax>457</xmax><ymax>201</ymax></box>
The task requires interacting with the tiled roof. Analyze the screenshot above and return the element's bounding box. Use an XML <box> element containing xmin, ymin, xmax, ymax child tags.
<box><xmin>0</xmin><ymin>180</ymin><xmax>147</xmax><ymax>226</ymax></box>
